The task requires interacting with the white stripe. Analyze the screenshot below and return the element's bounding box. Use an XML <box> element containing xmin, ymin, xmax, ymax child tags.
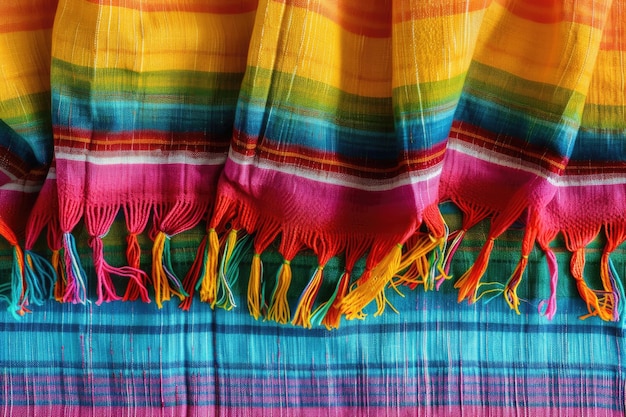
<box><xmin>56</xmin><ymin>148</ymin><xmax>228</xmax><ymax>166</ymax></box>
<box><xmin>448</xmin><ymin>141</ymin><xmax>626</xmax><ymax>187</ymax></box>
<box><xmin>229</xmin><ymin>149</ymin><xmax>442</xmax><ymax>191</ymax></box>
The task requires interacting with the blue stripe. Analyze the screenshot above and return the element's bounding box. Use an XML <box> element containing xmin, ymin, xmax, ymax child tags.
<box><xmin>454</xmin><ymin>93</ymin><xmax>578</xmax><ymax>158</ymax></box>
<box><xmin>51</xmin><ymin>92</ymin><xmax>237</xmax><ymax>136</ymax></box>
<box><xmin>571</xmin><ymin>129</ymin><xmax>626</xmax><ymax>161</ymax></box>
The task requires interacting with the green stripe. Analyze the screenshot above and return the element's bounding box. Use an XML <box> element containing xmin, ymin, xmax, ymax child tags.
<box><xmin>239</xmin><ymin>66</ymin><xmax>393</xmax><ymax>131</ymax></box>
<box><xmin>581</xmin><ymin>104</ymin><xmax>626</xmax><ymax>129</ymax></box>
<box><xmin>392</xmin><ymin>72</ymin><xmax>468</xmax><ymax>114</ymax></box>
<box><xmin>465</xmin><ymin>61</ymin><xmax>586</xmax><ymax>122</ymax></box>
<box><xmin>51</xmin><ymin>58</ymin><xmax>245</xmax><ymax>101</ymax></box>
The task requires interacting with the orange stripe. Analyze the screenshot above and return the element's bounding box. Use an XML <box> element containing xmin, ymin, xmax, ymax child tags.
<box><xmin>599</xmin><ymin>2</ymin><xmax>626</xmax><ymax>51</ymax></box>
<box><xmin>0</xmin><ymin>3</ymin><xmax>56</xmax><ymax>33</ymax></box>
<box><xmin>83</xmin><ymin>0</ymin><xmax>258</xmax><ymax>13</ymax></box>
<box><xmin>493</xmin><ymin>0</ymin><xmax>610</xmax><ymax>27</ymax></box>
<box><xmin>274</xmin><ymin>0</ymin><xmax>391</xmax><ymax>38</ymax></box>
<box><xmin>393</xmin><ymin>0</ymin><xmax>489</xmax><ymax>23</ymax></box>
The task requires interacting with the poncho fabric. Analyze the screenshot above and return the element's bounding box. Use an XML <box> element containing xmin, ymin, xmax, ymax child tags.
<box><xmin>2</xmin><ymin>0</ymin><xmax>626</xmax><ymax>327</ymax></box>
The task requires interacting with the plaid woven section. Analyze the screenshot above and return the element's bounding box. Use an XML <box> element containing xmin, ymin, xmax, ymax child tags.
<box><xmin>0</xmin><ymin>211</ymin><xmax>624</xmax><ymax>416</ymax></box>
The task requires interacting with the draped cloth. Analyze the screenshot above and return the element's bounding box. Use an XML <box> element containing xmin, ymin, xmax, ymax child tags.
<box><xmin>2</xmin><ymin>0</ymin><xmax>626</xmax><ymax>328</ymax></box>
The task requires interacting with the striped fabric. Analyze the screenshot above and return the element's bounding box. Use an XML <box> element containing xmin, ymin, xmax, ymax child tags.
<box><xmin>1</xmin><ymin>1</ymin><xmax>626</xmax><ymax>414</ymax></box>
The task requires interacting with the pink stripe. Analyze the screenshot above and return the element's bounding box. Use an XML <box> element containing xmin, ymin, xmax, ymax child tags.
<box><xmin>221</xmin><ymin>160</ymin><xmax>441</xmax><ymax>240</ymax></box>
<box><xmin>542</xmin><ymin>183</ymin><xmax>626</xmax><ymax>233</ymax></box>
<box><xmin>56</xmin><ymin>160</ymin><xmax>223</xmax><ymax>204</ymax></box>
<box><xmin>6</xmin><ymin>374</ymin><xmax>620</xmax><ymax>408</ymax></box>
<box><xmin>440</xmin><ymin>148</ymin><xmax>557</xmax><ymax>212</ymax></box>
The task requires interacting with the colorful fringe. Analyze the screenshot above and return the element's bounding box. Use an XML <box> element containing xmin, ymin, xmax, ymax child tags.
<box><xmin>3</xmin><ymin>0</ymin><xmax>626</xmax><ymax>329</ymax></box>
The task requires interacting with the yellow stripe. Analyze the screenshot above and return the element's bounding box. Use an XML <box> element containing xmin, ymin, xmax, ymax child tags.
<box><xmin>52</xmin><ymin>0</ymin><xmax>255</xmax><ymax>73</ymax></box>
<box><xmin>247</xmin><ymin>0</ymin><xmax>391</xmax><ymax>98</ymax></box>
<box><xmin>392</xmin><ymin>10</ymin><xmax>487</xmax><ymax>87</ymax></box>
<box><xmin>473</xmin><ymin>2</ymin><xmax>603</xmax><ymax>94</ymax></box>
<box><xmin>585</xmin><ymin>50</ymin><xmax>626</xmax><ymax>107</ymax></box>
<box><xmin>0</xmin><ymin>30</ymin><xmax>52</xmax><ymax>102</ymax></box>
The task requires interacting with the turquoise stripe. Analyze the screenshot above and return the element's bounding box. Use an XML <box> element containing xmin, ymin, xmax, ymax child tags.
<box><xmin>235</xmin><ymin>102</ymin><xmax>453</xmax><ymax>157</ymax></box>
<box><xmin>454</xmin><ymin>92</ymin><xmax>579</xmax><ymax>158</ymax></box>
<box><xmin>571</xmin><ymin>129</ymin><xmax>626</xmax><ymax>161</ymax></box>
<box><xmin>52</xmin><ymin>92</ymin><xmax>237</xmax><ymax>135</ymax></box>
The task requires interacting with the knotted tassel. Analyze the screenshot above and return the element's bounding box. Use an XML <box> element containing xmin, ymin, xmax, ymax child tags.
<box><xmin>179</xmin><ymin>235</ymin><xmax>207</xmax><ymax>311</ymax></box>
<box><xmin>51</xmin><ymin>249</ymin><xmax>67</xmax><ymax>302</ymax></box>
<box><xmin>214</xmin><ymin>229</ymin><xmax>252</xmax><ymax>310</ymax></box>
<box><xmin>24</xmin><ymin>250</ymin><xmax>56</xmax><ymax>306</ymax></box>
<box><xmin>267</xmin><ymin>260</ymin><xmax>293</xmax><ymax>324</ymax></box>
<box><xmin>247</xmin><ymin>254</ymin><xmax>264</xmax><ymax>319</ymax></box>
<box><xmin>62</xmin><ymin>232</ymin><xmax>88</xmax><ymax>304</ymax></box>
<box><xmin>198</xmin><ymin>228</ymin><xmax>220</xmax><ymax>305</ymax></box>
<box><xmin>318</xmin><ymin>270</ymin><xmax>351</xmax><ymax>329</ymax></box>
<box><xmin>152</xmin><ymin>231</ymin><xmax>188</xmax><ymax>308</ymax></box>
<box><xmin>247</xmin><ymin>222</ymin><xmax>281</xmax><ymax>320</ymax></box>
<box><xmin>122</xmin><ymin>201</ymin><xmax>151</xmax><ymax>302</ymax></box>
<box><xmin>341</xmin><ymin>243</ymin><xmax>403</xmax><ymax>320</ymax></box>
<box><xmin>454</xmin><ymin>237</ymin><xmax>495</xmax><ymax>303</ymax></box>
<box><xmin>394</xmin><ymin>234</ymin><xmax>444</xmax><ymax>291</ymax></box>
<box><xmin>504</xmin><ymin>218</ymin><xmax>539</xmax><ymax>314</ymax></box>
<box><xmin>292</xmin><ymin>266</ymin><xmax>325</xmax><ymax>328</ymax></box>
<box><xmin>89</xmin><ymin>236</ymin><xmax>123</xmax><ymax>305</ymax></box>
<box><xmin>571</xmin><ymin>248</ymin><xmax>613</xmax><ymax>321</ymax></box>
<box><xmin>599</xmin><ymin>223</ymin><xmax>626</xmax><ymax>321</ymax></box>
<box><xmin>90</xmin><ymin>236</ymin><xmax>150</xmax><ymax>305</ymax></box>
<box><xmin>536</xmin><ymin>232</ymin><xmax>559</xmax><ymax>320</ymax></box>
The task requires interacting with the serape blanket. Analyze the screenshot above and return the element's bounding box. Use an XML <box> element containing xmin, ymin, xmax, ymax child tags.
<box><xmin>2</xmin><ymin>0</ymin><xmax>626</xmax><ymax>414</ymax></box>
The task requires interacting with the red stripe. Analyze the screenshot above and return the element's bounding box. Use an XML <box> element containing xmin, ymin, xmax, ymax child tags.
<box><xmin>392</xmin><ymin>0</ymin><xmax>489</xmax><ymax>23</ymax></box>
<box><xmin>274</xmin><ymin>0</ymin><xmax>391</xmax><ymax>38</ymax></box>
<box><xmin>493</xmin><ymin>0</ymin><xmax>610</xmax><ymax>28</ymax></box>
<box><xmin>83</xmin><ymin>0</ymin><xmax>258</xmax><ymax>14</ymax></box>
<box><xmin>0</xmin><ymin>3</ymin><xmax>57</xmax><ymax>33</ymax></box>
<box><xmin>450</xmin><ymin>121</ymin><xmax>568</xmax><ymax>175</ymax></box>
<box><xmin>54</xmin><ymin>127</ymin><xmax>230</xmax><ymax>153</ymax></box>
<box><xmin>231</xmin><ymin>131</ymin><xmax>445</xmax><ymax>179</ymax></box>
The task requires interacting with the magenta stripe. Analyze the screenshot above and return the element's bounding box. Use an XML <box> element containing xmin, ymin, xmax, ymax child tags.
<box><xmin>56</xmin><ymin>159</ymin><xmax>224</xmax><ymax>203</ymax></box>
<box><xmin>4</xmin><ymin>374</ymin><xmax>621</xmax><ymax>409</ymax></box>
<box><xmin>221</xmin><ymin>160</ymin><xmax>441</xmax><ymax>239</ymax></box>
<box><xmin>1</xmin><ymin>405</ymin><xmax>623</xmax><ymax>417</ymax></box>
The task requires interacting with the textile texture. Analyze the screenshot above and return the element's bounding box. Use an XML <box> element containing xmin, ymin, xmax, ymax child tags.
<box><xmin>1</xmin><ymin>0</ymin><xmax>626</xmax><ymax>415</ymax></box>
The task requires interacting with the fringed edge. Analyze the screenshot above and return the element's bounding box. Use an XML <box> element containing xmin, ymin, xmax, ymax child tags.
<box><xmin>537</xmin><ymin>231</ymin><xmax>558</xmax><ymax>320</ymax></box>
<box><xmin>151</xmin><ymin>200</ymin><xmax>208</xmax><ymax>308</ymax></box>
<box><xmin>451</xmin><ymin>184</ymin><xmax>531</xmax><ymax>304</ymax></box>
<box><xmin>23</xmin><ymin>171</ymin><xmax>61</xmax><ymax>311</ymax></box>
<box><xmin>122</xmin><ymin>200</ymin><xmax>152</xmax><ymax>303</ymax></box>
<box><xmin>503</xmin><ymin>208</ymin><xmax>539</xmax><ymax>314</ymax></box>
<box><xmin>562</xmin><ymin>226</ymin><xmax>615</xmax><ymax>321</ymax></box>
<box><xmin>0</xmin><ymin>215</ymin><xmax>28</xmax><ymax>318</ymax></box>
<box><xmin>246</xmin><ymin>219</ymin><xmax>281</xmax><ymax>320</ymax></box>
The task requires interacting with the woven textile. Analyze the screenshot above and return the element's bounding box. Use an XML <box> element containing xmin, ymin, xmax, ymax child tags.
<box><xmin>0</xmin><ymin>215</ymin><xmax>624</xmax><ymax>416</ymax></box>
<box><xmin>1</xmin><ymin>0</ymin><xmax>626</xmax><ymax>387</ymax></box>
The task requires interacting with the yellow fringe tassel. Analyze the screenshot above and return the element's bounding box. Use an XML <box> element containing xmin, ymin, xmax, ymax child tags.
<box><xmin>247</xmin><ymin>254</ymin><xmax>263</xmax><ymax>320</ymax></box>
<box><xmin>292</xmin><ymin>266</ymin><xmax>324</xmax><ymax>329</ymax></box>
<box><xmin>340</xmin><ymin>244</ymin><xmax>403</xmax><ymax>320</ymax></box>
<box><xmin>394</xmin><ymin>235</ymin><xmax>445</xmax><ymax>290</ymax></box>
<box><xmin>152</xmin><ymin>231</ymin><xmax>169</xmax><ymax>308</ymax></box>
<box><xmin>199</xmin><ymin>228</ymin><xmax>219</xmax><ymax>305</ymax></box>
<box><xmin>267</xmin><ymin>261</ymin><xmax>292</xmax><ymax>324</ymax></box>
<box><xmin>213</xmin><ymin>229</ymin><xmax>238</xmax><ymax>309</ymax></box>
